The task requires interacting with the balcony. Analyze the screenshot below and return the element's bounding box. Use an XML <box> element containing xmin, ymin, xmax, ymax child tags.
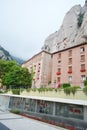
<box><xmin>68</xmin><ymin>70</ymin><xmax>72</xmax><ymax>74</ymax></box>
<box><xmin>56</xmin><ymin>72</ymin><xmax>61</xmax><ymax>75</ymax></box>
<box><xmin>80</xmin><ymin>69</ymin><xmax>86</xmax><ymax>72</ymax></box>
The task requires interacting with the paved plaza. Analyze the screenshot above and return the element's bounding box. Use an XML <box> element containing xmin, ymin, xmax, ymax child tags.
<box><xmin>0</xmin><ymin>111</ymin><xmax>65</xmax><ymax>130</ymax></box>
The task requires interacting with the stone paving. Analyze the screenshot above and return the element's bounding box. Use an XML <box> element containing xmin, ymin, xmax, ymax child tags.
<box><xmin>0</xmin><ymin>110</ymin><xmax>65</xmax><ymax>130</ymax></box>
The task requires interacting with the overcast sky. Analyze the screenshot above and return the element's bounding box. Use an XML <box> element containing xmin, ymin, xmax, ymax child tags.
<box><xmin>0</xmin><ymin>0</ymin><xmax>84</xmax><ymax>60</ymax></box>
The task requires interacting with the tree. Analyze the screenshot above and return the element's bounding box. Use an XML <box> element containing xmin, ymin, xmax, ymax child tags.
<box><xmin>0</xmin><ymin>60</ymin><xmax>17</xmax><ymax>78</ymax></box>
<box><xmin>0</xmin><ymin>60</ymin><xmax>32</xmax><ymax>89</ymax></box>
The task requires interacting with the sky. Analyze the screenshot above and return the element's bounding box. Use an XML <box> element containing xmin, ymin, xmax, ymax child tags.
<box><xmin>0</xmin><ymin>0</ymin><xmax>84</xmax><ymax>60</ymax></box>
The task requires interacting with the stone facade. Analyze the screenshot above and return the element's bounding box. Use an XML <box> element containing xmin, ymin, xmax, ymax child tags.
<box><xmin>22</xmin><ymin>43</ymin><xmax>87</xmax><ymax>87</ymax></box>
<box><xmin>52</xmin><ymin>43</ymin><xmax>87</xmax><ymax>87</ymax></box>
<box><xmin>22</xmin><ymin>51</ymin><xmax>52</xmax><ymax>87</ymax></box>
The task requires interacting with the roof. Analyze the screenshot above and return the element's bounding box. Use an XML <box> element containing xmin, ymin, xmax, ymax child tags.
<box><xmin>22</xmin><ymin>50</ymin><xmax>51</xmax><ymax>65</ymax></box>
<box><xmin>53</xmin><ymin>42</ymin><xmax>87</xmax><ymax>55</ymax></box>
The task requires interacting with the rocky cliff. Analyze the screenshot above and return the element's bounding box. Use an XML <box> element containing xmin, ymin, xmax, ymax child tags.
<box><xmin>42</xmin><ymin>0</ymin><xmax>87</xmax><ymax>53</ymax></box>
<box><xmin>0</xmin><ymin>45</ymin><xmax>12</xmax><ymax>60</ymax></box>
<box><xmin>0</xmin><ymin>45</ymin><xmax>24</xmax><ymax>64</ymax></box>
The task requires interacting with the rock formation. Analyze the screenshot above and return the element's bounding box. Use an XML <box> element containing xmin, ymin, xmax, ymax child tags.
<box><xmin>0</xmin><ymin>45</ymin><xmax>12</xmax><ymax>60</ymax></box>
<box><xmin>42</xmin><ymin>0</ymin><xmax>87</xmax><ymax>53</ymax></box>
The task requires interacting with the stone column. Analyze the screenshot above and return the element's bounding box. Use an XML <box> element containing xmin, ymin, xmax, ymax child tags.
<box><xmin>35</xmin><ymin>100</ymin><xmax>37</xmax><ymax>113</ymax></box>
<box><xmin>84</xmin><ymin>106</ymin><xmax>87</xmax><ymax>121</ymax></box>
<box><xmin>53</xmin><ymin>102</ymin><xmax>56</xmax><ymax>116</ymax></box>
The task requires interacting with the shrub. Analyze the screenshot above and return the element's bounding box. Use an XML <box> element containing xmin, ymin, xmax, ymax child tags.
<box><xmin>12</xmin><ymin>89</ymin><xmax>20</xmax><ymax>95</ymax></box>
<box><xmin>26</xmin><ymin>88</ymin><xmax>31</xmax><ymax>92</ymax></box>
<box><xmin>64</xmin><ymin>87</ymin><xmax>71</xmax><ymax>95</ymax></box>
<box><xmin>62</xmin><ymin>83</ymin><xmax>70</xmax><ymax>89</ymax></box>
<box><xmin>83</xmin><ymin>86</ymin><xmax>87</xmax><ymax>95</ymax></box>
<box><xmin>84</xmin><ymin>80</ymin><xmax>87</xmax><ymax>86</ymax></box>
<box><xmin>70</xmin><ymin>86</ymin><xmax>79</xmax><ymax>95</ymax></box>
<box><xmin>64</xmin><ymin>86</ymin><xmax>80</xmax><ymax>95</ymax></box>
<box><xmin>38</xmin><ymin>87</ymin><xmax>46</xmax><ymax>93</ymax></box>
<box><xmin>32</xmin><ymin>88</ymin><xmax>37</xmax><ymax>92</ymax></box>
<box><xmin>10</xmin><ymin>109</ymin><xmax>20</xmax><ymax>114</ymax></box>
<box><xmin>48</xmin><ymin>81</ymin><xmax>51</xmax><ymax>85</ymax></box>
<box><xmin>0</xmin><ymin>90</ymin><xmax>3</xmax><ymax>93</ymax></box>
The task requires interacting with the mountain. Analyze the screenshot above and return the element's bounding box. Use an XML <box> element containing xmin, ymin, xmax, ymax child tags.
<box><xmin>0</xmin><ymin>45</ymin><xmax>12</xmax><ymax>60</ymax></box>
<box><xmin>11</xmin><ymin>55</ymin><xmax>24</xmax><ymax>64</ymax></box>
<box><xmin>0</xmin><ymin>45</ymin><xmax>24</xmax><ymax>64</ymax></box>
<box><xmin>42</xmin><ymin>0</ymin><xmax>87</xmax><ymax>53</ymax></box>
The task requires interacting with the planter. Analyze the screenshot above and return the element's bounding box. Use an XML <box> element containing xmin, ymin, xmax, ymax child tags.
<box><xmin>56</xmin><ymin>72</ymin><xmax>61</xmax><ymax>75</ymax></box>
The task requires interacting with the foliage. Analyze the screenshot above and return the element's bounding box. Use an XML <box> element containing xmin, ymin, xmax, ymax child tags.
<box><xmin>10</xmin><ymin>109</ymin><xmax>20</xmax><ymax>114</ymax></box>
<box><xmin>0</xmin><ymin>59</ymin><xmax>32</xmax><ymax>89</ymax></box>
<box><xmin>77</xmin><ymin>13</ymin><xmax>84</xmax><ymax>28</ymax></box>
<box><xmin>84</xmin><ymin>80</ymin><xmax>87</xmax><ymax>86</ymax></box>
<box><xmin>12</xmin><ymin>89</ymin><xmax>20</xmax><ymax>95</ymax></box>
<box><xmin>38</xmin><ymin>87</ymin><xmax>46</xmax><ymax>93</ymax></box>
<box><xmin>70</xmin><ymin>86</ymin><xmax>79</xmax><ymax>95</ymax></box>
<box><xmin>32</xmin><ymin>88</ymin><xmax>37</xmax><ymax>92</ymax></box>
<box><xmin>64</xmin><ymin>87</ymin><xmax>71</xmax><ymax>95</ymax></box>
<box><xmin>0</xmin><ymin>90</ymin><xmax>3</xmax><ymax>93</ymax></box>
<box><xmin>62</xmin><ymin>83</ymin><xmax>70</xmax><ymax>89</ymax></box>
<box><xmin>26</xmin><ymin>88</ymin><xmax>31</xmax><ymax>92</ymax></box>
<box><xmin>48</xmin><ymin>81</ymin><xmax>51</xmax><ymax>85</ymax></box>
<box><xmin>64</xmin><ymin>86</ymin><xmax>80</xmax><ymax>95</ymax></box>
<box><xmin>83</xmin><ymin>86</ymin><xmax>87</xmax><ymax>95</ymax></box>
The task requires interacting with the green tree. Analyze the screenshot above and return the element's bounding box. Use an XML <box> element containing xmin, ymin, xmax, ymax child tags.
<box><xmin>0</xmin><ymin>60</ymin><xmax>17</xmax><ymax>78</ymax></box>
<box><xmin>0</xmin><ymin>60</ymin><xmax>32</xmax><ymax>89</ymax></box>
<box><xmin>2</xmin><ymin>65</ymin><xmax>32</xmax><ymax>89</ymax></box>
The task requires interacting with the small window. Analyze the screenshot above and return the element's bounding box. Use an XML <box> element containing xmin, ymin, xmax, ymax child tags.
<box><xmin>68</xmin><ymin>76</ymin><xmax>72</xmax><ymax>81</ymax></box>
<box><xmin>68</xmin><ymin>58</ymin><xmax>72</xmax><ymax>64</ymax></box>
<box><xmin>80</xmin><ymin>55</ymin><xmax>85</xmax><ymax>62</ymax></box>
<box><xmin>58</xmin><ymin>68</ymin><xmax>61</xmax><ymax>72</ymax></box>
<box><xmin>69</xmin><ymin>50</ymin><xmax>72</xmax><ymax>57</ymax></box>
<box><xmin>58</xmin><ymin>60</ymin><xmax>61</xmax><ymax>64</ymax></box>
<box><xmin>58</xmin><ymin>53</ymin><xmax>61</xmax><ymax>59</ymax></box>
<box><xmin>81</xmin><ymin>64</ymin><xmax>85</xmax><ymax>70</ymax></box>
<box><xmin>80</xmin><ymin>47</ymin><xmax>85</xmax><ymax>53</ymax></box>
<box><xmin>68</xmin><ymin>66</ymin><xmax>72</xmax><ymax>72</ymax></box>
<box><xmin>81</xmin><ymin>75</ymin><xmax>86</xmax><ymax>81</ymax></box>
<box><xmin>80</xmin><ymin>64</ymin><xmax>85</xmax><ymax>72</ymax></box>
<box><xmin>57</xmin><ymin>77</ymin><xmax>60</xmax><ymax>82</ymax></box>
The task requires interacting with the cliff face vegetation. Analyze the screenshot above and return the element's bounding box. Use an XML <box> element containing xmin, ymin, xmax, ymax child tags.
<box><xmin>42</xmin><ymin>1</ymin><xmax>87</xmax><ymax>53</ymax></box>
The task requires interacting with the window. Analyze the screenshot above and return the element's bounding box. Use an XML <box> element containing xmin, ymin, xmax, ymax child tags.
<box><xmin>80</xmin><ymin>55</ymin><xmax>85</xmax><ymax>62</ymax></box>
<box><xmin>68</xmin><ymin>50</ymin><xmax>72</xmax><ymax>57</ymax></box>
<box><xmin>58</xmin><ymin>53</ymin><xmax>61</xmax><ymax>59</ymax></box>
<box><xmin>68</xmin><ymin>58</ymin><xmax>72</xmax><ymax>64</ymax></box>
<box><xmin>58</xmin><ymin>60</ymin><xmax>61</xmax><ymax>64</ymax></box>
<box><xmin>80</xmin><ymin>64</ymin><xmax>85</xmax><ymax>72</ymax></box>
<box><xmin>80</xmin><ymin>47</ymin><xmax>85</xmax><ymax>53</ymax></box>
<box><xmin>58</xmin><ymin>68</ymin><xmax>61</xmax><ymax>72</ymax></box>
<box><xmin>69</xmin><ymin>66</ymin><xmax>72</xmax><ymax>71</ymax></box>
<box><xmin>68</xmin><ymin>76</ymin><xmax>72</xmax><ymax>81</ymax></box>
<box><xmin>56</xmin><ymin>68</ymin><xmax>61</xmax><ymax>75</ymax></box>
<box><xmin>81</xmin><ymin>75</ymin><xmax>86</xmax><ymax>81</ymax></box>
<box><xmin>68</xmin><ymin>66</ymin><xmax>72</xmax><ymax>74</ymax></box>
<box><xmin>57</xmin><ymin>77</ymin><xmax>60</xmax><ymax>82</ymax></box>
